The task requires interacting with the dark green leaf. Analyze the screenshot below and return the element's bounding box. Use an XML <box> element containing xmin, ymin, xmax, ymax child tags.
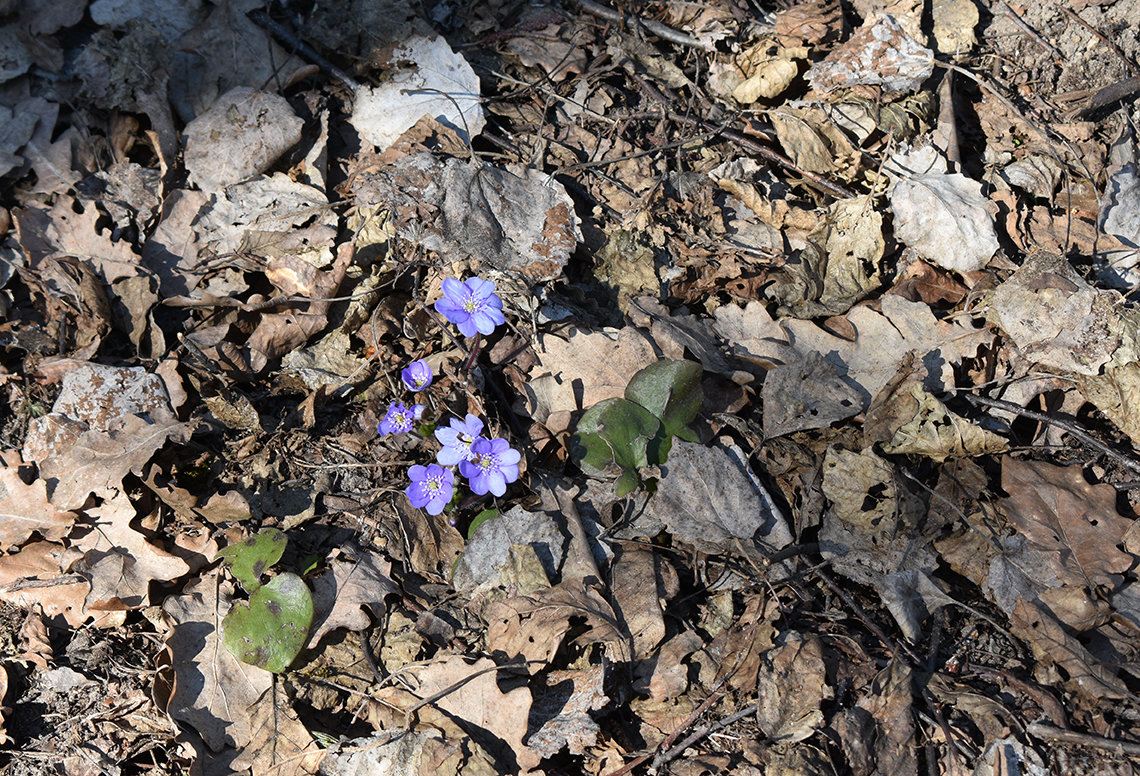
<box><xmin>571</xmin><ymin>397</ymin><xmax>661</xmax><ymax>493</ymax></box>
<box><xmin>214</xmin><ymin>527</ymin><xmax>288</xmax><ymax>593</ymax></box>
<box><xmin>467</xmin><ymin>508</ymin><xmax>500</xmax><ymax>539</ymax></box>
<box><xmin>625</xmin><ymin>360</ymin><xmax>703</xmax><ymax>444</ymax></box>
<box><xmin>221</xmin><ymin>572</ymin><xmax>313</xmax><ymax>674</ymax></box>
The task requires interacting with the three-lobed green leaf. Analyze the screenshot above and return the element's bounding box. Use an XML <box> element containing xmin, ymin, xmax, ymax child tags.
<box><xmin>214</xmin><ymin>527</ymin><xmax>287</xmax><ymax>593</ymax></box>
<box><xmin>221</xmin><ymin>572</ymin><xmax>313</xmax><ymax>674</ymax></box>
<box><xmin>571</xmin><ymin>360</ymin><xmax>703</xmax><ymax>496</ymax></box>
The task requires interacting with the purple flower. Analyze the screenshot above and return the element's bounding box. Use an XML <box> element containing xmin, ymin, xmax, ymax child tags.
<box><xmin>434</xmin><ymin>414</ymin><xmax>485</xmax><ymax>466</ymax></box>
<box><xmin>406</xmin><ymin>464</ymin><xmax>454</xmax><ymax>515</ymax></box>
<box><xmin>378</xmin><ymin>401</ymin><xmax>424</xmax><ymax>436</ymax></box>
<box><xmin>459</xmin><ymin>437</ymin><xmax>521</xmax><ymax>497</ymax></box>
<box><xmin>434</xmin><ymin>277</ymin><xmax>506</xmax><ymax>338</ymax></box>
<box><xmin>401</xmin><ymin>359</ymin><xmax>433</xmax><ymax>391</ymax></box>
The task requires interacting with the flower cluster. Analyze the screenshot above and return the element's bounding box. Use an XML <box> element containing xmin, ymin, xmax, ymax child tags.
<box><xmin>381</xmin><ymin>276</ymin><xmax>520</xmax><ymax>517</ymax></box>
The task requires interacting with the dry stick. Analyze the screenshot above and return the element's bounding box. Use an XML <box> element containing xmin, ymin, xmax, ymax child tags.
<box><xmin>960</xmin><ymin>393</ymin><xmax>1140</xmax><ymax>480</ymax></box>
<box><xmin>815</xmin><ymin>567</ymin><xmax>924</xmax><ymax>666</ymax></box>
<box><xmin>574</xmin><ymin>0</ymin><xmax>715</xmax><ymax>52</ymax></box>
<box><xmin>991</xmin><ymin>0</ymin><xmax>1062</xmax><ymax>60</ymax></box>
<box><xmin>603</xmin><ymin>686</ymin><xmax>730</xmax><ymax>776</ymax></box>
<box><xmin>1027</xmin><ymin>723</ymin><xmax>1140</xmax><ymax>757</ymax></box>
<box><xmin>1059</xmin><ymin>6</ymin><xmax>1140</xmax><ymax>77</ymax></box>
<box><xmin>649</xmin><ymin>700</ymin><xmax>760</xmax><ymax>773</ymax></box>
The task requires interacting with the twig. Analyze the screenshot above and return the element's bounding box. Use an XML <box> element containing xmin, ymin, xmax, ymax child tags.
<box><xmin>1059</xmin><ymin>7</ymin><xmax>1139</xmax><ymax>77</ymax></box>
<box><xmin>959</xmin><ymin>393</ymin><xmax>1140</xmax><ymax>479</ymax></box>
<box><xmin>1027</xmin><ymin>723</ymin><xmax>1140</xmax><ymax>757</ymax></box>
<box><xmin>574</xmin><ymin>0</ymin><xmax>715</xmax><ymax>52</ymax></box>
<box><xmin>815</xmin><ymin>567</ymin><xmax>923</xmax><ymax>666</ymax></box>
<box><xmin>649</xmin><ymin>700</ymin><xmax>758</xmax><ymax>773</ymax></box>
<box><xmin>992</xmin><ymin>0</ymin><xmax>1062</xmax><ymax>60</ymax></box>
<box><xmin>246</xmin><ymin>8</ymin><xmax>361</xmax><ymax>92</ymax></box>
<box><xmin>603</xmin><ymin>687</ymin><xmax>729</xmax><ymax>776</ymax></box>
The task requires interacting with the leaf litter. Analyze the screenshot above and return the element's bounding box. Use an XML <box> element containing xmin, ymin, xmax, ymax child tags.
<box><xmin>2</xmin><ymin>0</ymin><xmax>1140</xmax><ymax>774</ymax></box>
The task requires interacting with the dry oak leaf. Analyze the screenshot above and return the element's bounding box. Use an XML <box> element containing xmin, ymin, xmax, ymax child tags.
<box><xmin>72</xmin><ymin>489</ymin><xmax>191</xmax><ymax>612</ymax></box>
<box><xmin>755</xmin><ymin>631</ymin><xmax>832</xmax><ymax>743</ymax></box>
<box><xmin>997</xmin><ymin>457</ymin><xmax>1134</xmax><ymax>589</ymax></box>
<box><xmin>0</xmin><ymin>541</ymin><xmax>89</xmax><ymax>627</ymax></box>
<box><xmin>713</xmin><ymin>294</ymin><xmax>991</xmax><ymax>406</ymax></box>
<box><xmin>161</xmin><ymin>569</ymin><xmax>272</xmax><ymax>752</ymax></box>
<box><xmin>395</xmin><ymin>656</ymin><xmax>540</xmax><ymax>773</ymax></box>
<box><xmin>485</xmin><ymin>579</ymin><xmax>631</xmax><ymax>669</ymax></box>
<box><xmin>306</xmin><ymin>551</ymin><xmax>397</xmax><ymax>647</ymax></box>
<box><xmin>0</xmin><ymin>453</ymin><xmax>78</xmax><ymax>549</ymax></box>
<box><xmin>525</xmin><ymin>326</ymin><xmax>659</xmax><ymax>429</ymax></box>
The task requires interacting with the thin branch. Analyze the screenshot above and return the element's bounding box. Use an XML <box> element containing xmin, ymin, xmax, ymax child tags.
<box><xmin>574</xmin><ymin>0</ymin><xmax>715</xmax><ymax>52</ymax></box>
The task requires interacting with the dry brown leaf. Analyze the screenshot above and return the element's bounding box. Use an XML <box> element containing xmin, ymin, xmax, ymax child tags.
<box><xmin>72</xmin><ymin>489</ymin><xmax>191</xmax><ymax>612</ymax></box>
<box><xmin>997</xmin><ymin>458</ymin><xmax>1134</xmax><ymax>589</ymax></box>
<box><xmin>0</xmin><ymin>664</ymin><xmax>9</xmax><ymax>745</ymax></box>
<box><xmin>0</xmin><ymin>452</ymin><xmax>78</xmax><ymax>549</ymax></box>
<box><xmin>990</xmin><ymin>251</ymin><xmax>1140</xmax><ymax>376</ymax></box>
<box><xmin>38</xmin><ymin>412</ymin><xmax>191</xmax><ymax>511</ymax></box>
<box><xmin>527</xmin><ymin>665</ymin><xmax>608</xmax><ymax>759</ymax></box>
<box><xmin>307</xmin><ymin>551</ymin><xmax>397</xmax><ymax>646</ymax></box>
<box><xmin>609</xmin><ymin>544</ymin><xmax>669</xmax><ymax>660</ymax></box>
<box><xmin>857</xmin><ymin>658</ymin><xmax>918</xmax><ymax>775</ymax></box>
<box><xmin>1010</xmin><ymin>597</ymin><xmax>1132</xmax><ymax>702</ymax></box>
<box><xmin>0</xmin><ymin>540</ymin><xmax>89</xmax><ymax>627</ymax></box>
<box><xmin>18</xmin><ymin>603</ymin><xmax>53</xmax><ymax>670</ymax></box>
<box><xmin>505</xmin><ymin>25</ymin><xmax>586</xmax><ymax>82</ymax></box>
<box><xmin>713</xmin><ymin>294</ymin><xmax>992</xmax><ymax>406</ymax></box>
<box><xmin>231</xmin><ymin>685</ymin><xmax>323</xmax><ymax>776</ymax></box>
<box><xmin>161</xmin><ymin>569</ymin><xmax>273</xmax><ymax>751</ymax></box>
<box><xmin>485</xmin><ymin>579</ymin><xmax>631</xmax><ymax>669</ymax></box>
<box><xmin>755</xmin><ymin>632</ymin><xmax>832</xmax><ymax>743</ymax></box>
<box><xmin>865</xmin><ymin>353</ymin><xmax>1009</xmax><ymax>461</ymax></box>
<box><xmin>525</xmin><ymin>326</ymin><xmax>659</xmax><ymax>431</ymax></box>
<box><xmin>806</xmin><ymin>13</ymin><xmax>933</xmax><ymax>94</ymax></box>
<box><xmin>394</xmin><ymin>655</ymin><xmax>540</xmax><ymax>773</ymax></box>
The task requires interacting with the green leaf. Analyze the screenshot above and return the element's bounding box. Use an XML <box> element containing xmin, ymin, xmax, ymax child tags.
<box><xmin>571</xmin><ymin>397</ymin><xmax>661</xmax><ymax>493</ymax></box>
<box><xmin>467</xmin><ymin>508</ymin><xmax>499</xmax><ymax>539</ymax></box>
<box><xmin>625</xmin><ymin>359</ymin><xmax>703</xmax><ymax>444</ymax></box>
<box><xmin>221</xmin><ymin>572</ymin><xmax>313</xmax><ymax>674</ymax></box>
<box><xmin>214</xmin><ymin>527</ymin><xmax>288</xmax><ymax>593</ymax></box>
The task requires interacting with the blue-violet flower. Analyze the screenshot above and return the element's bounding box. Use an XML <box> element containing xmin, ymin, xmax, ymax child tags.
<box><xmin>406</xmin><ymin>464</ymin><xmax>454</xmax><ymax>516</ymax></box>
<box><xmin>434</xmin><ymin>277</ymin><xmax>506</xmax><ymax>338</ymax></box>
<box><xmin>459</xmin><ymin>437</ymin><xmax>521</xmax><ymax>497</ymax></box>
<box><xmin>378</xmin><ymin>401</ymin><xmax>424</xmax><ymax>436</ymax></box>
<box><xmin>434</xmin><ymin>414</ymin><xmax>485</xmax><ymax>466</ymax></box>
<box><xmin>401</xmin><ymin>359</ymin><xmax>433</xmax><ymax>391</ymax></box>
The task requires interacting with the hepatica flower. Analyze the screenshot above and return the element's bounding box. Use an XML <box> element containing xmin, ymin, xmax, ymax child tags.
<box><xmin>401</xmin><ymin>359</ymin><xmax>433</xmax><ymax>391</ymax></box>
<box><xmin>460</xmin><ymin>437</ymin><xmax>521</xmax><ymax>497</ymax></box>
<box><xmin>434</xmin><ymin>414</ymin><xmax>485</xmax><ymax>466</ymax></box>
<box><xmin>406</xmin><ymin>464</ymin><xmax>454</xmax><ymax>515</ymax></box>
<box><xmin>378</xmin><ymin>401</ymin><xmax>424</xmax><ymax>436</ymax></box>
<box><xmin>434</xmin><ymin>277</ymin><xmax>505</xmax><ymax>337</ymax></box>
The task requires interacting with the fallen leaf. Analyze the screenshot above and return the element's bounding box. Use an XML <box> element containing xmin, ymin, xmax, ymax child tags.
<box><xmin>485</xmin><ymin>579</ymin><xmax>630</xmax><ymax>669</ymax></box>
<box><xmin>526</xmin><ymin>326</ymin><xmax>659</xmax><ymax>430</ymax></box>
<box><xmin>857</xmin><ymin>658</ymin><xmax>918</xmax><ymax>775</ymax></box>
<box><xmin>161</xmin><ymin>569</ymin><xmax>272</xmax><ymax>751</ymax></box>
<box><xmin>865</xmin><ymin>353</ymin><xmax>1009</xmax><ymax>460</ymax></box>
<box><xmin>231</xmin><ymin>685</ymin><xmax>323</xmax><ymax>776</ymax></box>
<box><xmin>755</xmin><ymin>631</ymin><xmax>832</xmax><ymax>742</ymax></box>
<box><xmin>1010</xmin><ymin>597</ymin><xmax>1131</xmax><ymax>702</ymax></box>
<box><xmin>387</xmin><ymin>655</ymin><xmax>540</xmax><ymax>773</ymax></box>
<box><xmin>807</xmin><ymin>14</ymin><xmax>933</xmax><ymax>94</ymax></box>
<box><xmin>762</xmin><ymin>350</ymin><xmax>863</xmax><ymax>438</ymax></box>
<box><xmin>73</xmin><ymin>488</ymin><xmax>191</xmax><ymax>612</ymax></box>
<box><xmin>641</xmin><ymin>440</ymin><xmax>793</xmax><ymax>555</ymax></box>
<box><xmin>18</xmin><ymin>603</ymin><xmax>53</xmax><ymax>670</ymax></box>
<box><xmin>526</xmin><ymin>665</ymin><xmax>608</xmax><ymax>758</ymax></box>
<box><xmin>819</xmin><ymin>445</ymin><xmax>935</xmax><ymax>586</ymax></box>
<box><xmin>0</xmin><ymin>452</ymin><xmax>78</xmax><ymax>549</ymax></box>
<box><xmin>889</xmin><ymin>167</ymin><xmax>999</xmax><ymax>273</ymax></box>
<box><xmin>183</xmin><ymin>87</ymin><xmax>304</xmax><ymax>193</ymax></box>
<box><xmin>713</xmin><ymin>294</ymin><xmax>991</xmax><ymax>406</ymax></box>
<box><xmin>307</xmin><ymin>551</ymin><xmax>397</xmax><ymax>646</ymax></box>
<box><xmin>451</xmin><ymin>506</ymin><xmax>566</xmax><ymax>596</ymax></box>
<box><xmin>0</xmin><ymin>540</ymin><xmax>89</xmax><ymax>627</ymax></box>
<box><xmin>350</xmin><ymin>35</ymin><xmax>484</xmax><ymax>150</ymax></box>
<box><xmin>997</xmin><ymin>458</ymin><xmax>1134</xmax><ymax>589</ymax></box>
